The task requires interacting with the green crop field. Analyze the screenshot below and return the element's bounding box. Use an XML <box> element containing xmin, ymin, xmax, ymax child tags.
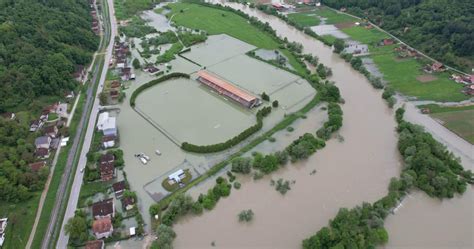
<box><xmin>168</xmin><ymin>3</ymin><xmax>278</xmax><ymax>49</ymax></box>
<box><xmin>341</xmin><ymin>26</ymin><xmax>389</xmax><ymax>45</ymax></box>
<box><xmin>167</xmin><ymin>3</ymin><xmax>306</xmax><ymax>75</ymax></box>
<box><xmin>371</xmin><ymin>52</ymin><xmax>468</xmax><ymax>102</ymax></box>
<box><xmin>431</xmin><ymin>109</ymin><xmax>474</xmax><ymax>144</ymax></box>
<box><xmin>287</xmin><ymin>11</ymin><xmax>321</xmax><ymax>27</ymax></box>
<box><xmin>313</xmin><ymin>8</ymin><xmax>356</xmax><ymax>24</ymax></box>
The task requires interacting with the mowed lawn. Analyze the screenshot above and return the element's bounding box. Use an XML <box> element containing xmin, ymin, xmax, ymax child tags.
<box><xmin>371</xmin><ymin>52</ymin><xmax>467</xmax><ymax>102</ymax></box>
<box><xmin>167</xmin><ymin>3</ymin><xmax>306</xmax><ymax>74</ymax></box>
<box><xmin>287</xmin><ymin>11</ymin><xmax>321</xmax><ymax>27</ymax></box>
<box><xmin>431</xmin><ymin>109</ymin><xmax>474</xmax><ymax>144</ymax></box>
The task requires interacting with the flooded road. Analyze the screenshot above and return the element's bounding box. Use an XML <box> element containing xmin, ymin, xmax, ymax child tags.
<box><xmin>173</xmin><ymin>3</ymin><xmax>401</xmax><ymax>248</ymax></box>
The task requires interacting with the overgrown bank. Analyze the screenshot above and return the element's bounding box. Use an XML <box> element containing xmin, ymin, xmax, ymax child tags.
<box><xmin>302</xmin><ymin>107</ymin><xmax>473</xmax><ymax>248</ymax></box>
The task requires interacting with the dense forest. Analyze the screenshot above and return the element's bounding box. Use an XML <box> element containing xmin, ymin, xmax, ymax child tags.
<box><xmin>0</xmin><ymin>0</ymin><xmax>98</xmax><ymax>202</ymax></box>
<box><xmin>0</xmin><ymin>0</ymin><xmax>99</xmax><ymax>111</ymax></box>
<box><xmin>323</xmin><ymin>0</ymin><xmax>474</xmax><ymax>71</ymax></box>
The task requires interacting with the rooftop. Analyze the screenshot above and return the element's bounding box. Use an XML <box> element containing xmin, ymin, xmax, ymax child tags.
<box><xmin>92</xmin><ymin>198</ymin><xmax>114</xmax><ymax>217</ymax></box>
<box><xmin>197</xmin><ymin>71</ymin><xmax>256</xmax><ymax>102</ymax></box>
<box><xmin>92</xmin><ymin>217</ymin><xmax>112</xmax><ymax>234</ymax></box>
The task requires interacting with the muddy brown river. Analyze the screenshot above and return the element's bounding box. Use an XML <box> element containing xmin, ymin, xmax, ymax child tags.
<box><xmin>173</xmin><ymin>3</ymin><xmax>400</xmax><ymax>248</ymax></box>
<box><xmin>171</xmin><ymin>3</ymin><xmax>474</xmax><ymax>249</ymax></box>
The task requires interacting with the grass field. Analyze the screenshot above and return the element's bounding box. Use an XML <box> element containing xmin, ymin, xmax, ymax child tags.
<box><xmin>313</xmin><ymin>7</ymin><xmax>356</xmax><ymax>24</ymax></box>
<box><xmin>167</xmin><ymin>3</ymin><xmax>306</xmax><ymax>75</ymax></box>
<box><xmin>341</xmin><ymin>26</ymin><xmax>389</xmax><ymax>45</ymax></box>
<box><xmin>371</xmin><ymin>52</ymin><xmax>468</xmax><ymax>102</ymax></box>
<box><xmin>419</xmin><ymin>104</ymin><xmax>474</xmax><ymax>114</ymax></box>
<box><xmin>287</xmin><ymin>11</ymin><xmax>321</xmax><ymax>27</ymax></box>
<box><xmin>0</xmin><ymin>195</ymin><xmax>40</xmax><ymax>249</ymax></box>
<box><xmin>430</xmin><ymin>109</ymin><xmax>474</xmax><ymax>144</ymax></box>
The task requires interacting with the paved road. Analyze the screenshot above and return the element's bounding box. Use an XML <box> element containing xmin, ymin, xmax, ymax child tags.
<box><xmin>55</xmin><ymin>0</ymin><xmax>117</xmax><ymax>247</ymax></box>
<box><xmin>37</xmin><ymin>0</ymin><xmax>115</xmax><ymax>248</ymax></box>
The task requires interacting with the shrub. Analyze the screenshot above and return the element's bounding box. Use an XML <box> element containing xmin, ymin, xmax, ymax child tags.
<box><xmin>233</xmin><ymin>181</ymin><xmax>241</xmax><ymax>189</ymax></box>
<box><xmin>238</xmin><ymin>209</ymin><xmax>254</xmax><ymax>222</ymax></box>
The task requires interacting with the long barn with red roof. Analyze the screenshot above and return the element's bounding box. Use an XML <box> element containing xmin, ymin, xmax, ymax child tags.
<box><xmin>197</xmin><ymin>71</ymin><xmax>259</xmax><ymax>108</ymax></box>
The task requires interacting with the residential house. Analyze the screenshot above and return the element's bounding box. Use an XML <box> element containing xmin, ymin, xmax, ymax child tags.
<box><xmin>100</xmin><ymin>153</ymin><xmax>115</xmax><ymax>165</ymax></box>
<box><xmin>120</xmin><ymin>67</ymin><xmax>133</xmax><ymax>81</ymax></box>
<box><xmin>381</xmin><ymin>38</ymin><xmax>394</xmax><ymax>46</ymax></box>
<box><xmin>65</xmin><ymin>91</ymin><xmax>75</xmax><ymax>102</ymax></box>
<box><xmin>0</xmin><ymin>218</ymin><xmax>7</xmax><ymax>247</ymax></box>
<box><xmin>43</xmin><ymin>125</ymin><xmax>59</xmax><ymax>138</ymax></box>
<box><xmin>85</xmin><ymin>240</ymin><xmax>105</xmax><ymax>249</ymax></box>
<box><xmin>145</xmin><ymin>65</ymin><xmax>160</xmax><ymax>75</ymax></box>
<box><xmin>44</xmin><ymin>103</ymin><xmax>59</xmax><ymax>114</ymax></box>
<box><xmin>92</xmin><ymin>198</ymin><xmax>115</xmax><ymax>219</ymax></box>
<box><xmin>110</xmin><ymin>80</ymin><xmax>121</xmax><ymax>88</ymax></box>
<box><xmin>112</xmin><ymin>181</ymin><xmax>127</xmax><ymax>199</ymax></box>
<box><xmin>122</xmin><ymin>196</ymin><xmax>136</xmax><ymax>211</ymax></box>
<box><xmin>0</xmin><ymin>112</ymin><xmax>15</xmax><ymax>120</ymax></box>
<box><xmin>73</xmin><ymin>65</ymin><xmax>86</xmax><ymax>82</ymax></box>
<box><xmin>29</xmin><ymin>161</ymin><xmax>47</xmax><ymax>172</ymax></box>
<box><xmin>92</xmin><ymin>217</ymin><xmax>113</xmax><ymax>239</ymax></box>
<box><xmin>30</xmin><ymin>120</ymin><xmax>44</xmax><ymax>132</ymax></box>
<box><xmin>463</xmin><ymin>84</ymin><xmax>474</xmax><ymax>96</ymax></box>
<box><xmin>35</xmin><ymin>148</ymin><xmax>50</xmax><ymax>159</ymax></box>
<box><xmin>40</xmin><ymin>110</ymin><xmax>49</xmax><ymax>121</ymax></box>
<box><xmin>102</xmin><ymin>135</ymin><xmax>116</xmax><ymax>149</ymax></box>
<box><xmin>97</xmin><ymin>112</ymin><xmax>117</xmax><ymax>136</ymax></box>
<box><xmin>110</xmin><ymin>89</ymin><xmax>120</xmax><ymax>99</ymax></box>
<box><xmin>425</xmin><ymin>62</ymin><xmax>445</xmax><ymax>73</ymax></box>
<box><xmin>56</xmin><ymin>103</ymin><xmax>68</xmax><ymax>119</ymax></box>
<box><xmin>100</xmin><ymin>162</ymin><xmax>115</xmax><ymax>181</ymax></box>
<box><xmin>35</xmin><ymin>136</ymin><xmax>52</xmax><ymax>149</ymax></box>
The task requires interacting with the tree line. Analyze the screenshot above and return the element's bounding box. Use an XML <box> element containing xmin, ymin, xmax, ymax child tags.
<box><xmin>323</xmin><ymin>0</ymin><xmax>474</xmax><ymax>71</ymax></box>
<box><xmin>302</xmin><ymin>107</ymin><xmax>473</xmax><ymax>248</ymax></box>
<box><xmin>181</xmin><ymin>106</ymin><xmax>272</xmax><ymax>153</ymax></box>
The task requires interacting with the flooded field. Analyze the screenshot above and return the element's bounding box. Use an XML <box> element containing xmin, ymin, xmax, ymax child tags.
<box><xmin>135</xmin><ymin>77</ymin><xmax>255</xmax><ymax>145</ymax></box>
<box><xmin>172</xmin><ymin>3</ymin><xmax>474</xmax><ymax>249</ymax></box>
<box><xmin>173</xmin><ymin>3</ymin><xmax>400</xmax><ymax>248</ymax></box>
<box><xmin>116</xmin><ymin>13</ymin><xmax>316</xmax><ymax>236</ymax></box>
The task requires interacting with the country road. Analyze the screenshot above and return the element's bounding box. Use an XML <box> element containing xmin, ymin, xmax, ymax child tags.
<box><xmin>36</xmin><ymin>0</ymin><xmax>116</xmax><ymax>248</ymax></box>
<box><xmin>54</xmin><ymin>0</ymin><xmax>117</xmax><ymax>247</ymax></box>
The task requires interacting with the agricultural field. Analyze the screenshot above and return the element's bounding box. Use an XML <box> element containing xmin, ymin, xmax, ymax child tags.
<box><xmin>166</xmin><ymin>3</ymin><xmax>307</xmax><ymax>75</ymax></box>
<box><xmin>340</xmin><ymin>26</ymin><xmax>388</xmax><ymax>45</ymax></box>
<box><xmin>371</xmin><ymin>52</ymin><xmax>467</xmax><ymax>102</ymax></box>
<box><xmin>287</xmin><ymin>11</ymin><xmax>321</xmax><ymax>27</ymax></box>
<box><xmin>419</xmin><ymin>104</ymin><xmax>474</xmax><ymax>144</ymax></box>
<box><xmin>312</xmin><ymin>7</ymin><xmax>356</xmax><ymax>24</ymax></box>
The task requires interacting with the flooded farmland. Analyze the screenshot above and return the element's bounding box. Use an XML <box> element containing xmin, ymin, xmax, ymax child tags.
<box><xmin>173</xmin><ymin>3</ymin><xmax>400</xmax><ymax>248</ymax></box>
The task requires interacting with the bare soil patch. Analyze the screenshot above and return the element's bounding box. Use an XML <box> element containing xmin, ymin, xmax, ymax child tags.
<box><xmin>417</xmin><ymin>74</ymin><xmax>437</xmax><ymax>83</ymax></box>
<box><xmin>334</xmin><ymin>21</ymin><xmax>356</xmax><ymax>29</ymax></box>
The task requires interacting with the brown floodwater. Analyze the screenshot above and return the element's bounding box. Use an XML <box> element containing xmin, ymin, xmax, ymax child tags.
<box><xmin>173</xmin><ymin>3</ymin><xmax>401</xmax><ymax>248</ymax></box>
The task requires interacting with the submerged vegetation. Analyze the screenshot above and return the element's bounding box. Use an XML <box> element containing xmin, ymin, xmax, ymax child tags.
<box><xmin>303</xmin><ymin>108</ymin><xmax>474</xmax><ymax>248</ymax></box>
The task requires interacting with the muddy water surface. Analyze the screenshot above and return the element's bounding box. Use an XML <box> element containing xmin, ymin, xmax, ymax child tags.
<box><xmin>173</xmin><ymin>3</ymin><xmax>400</xmax><ymax>248</ymax></box>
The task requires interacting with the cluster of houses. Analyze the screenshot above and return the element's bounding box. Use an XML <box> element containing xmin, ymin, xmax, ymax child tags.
<box><xmin>30</xmin><ymin>102</ymin><xmax>70</xmax><ymax>161</ymax></box>
<box><xmin>0</xmin><ymin>218</ymin><xmax>7</xmax><ymax>247</ymax></box>
<box><xmin>97</xmin><ymin>111</ymin><xmax>118</xmax><ymax>149</ymax></box>
<box><xmin>144</xmin><ymin>64</ymin><xmax>161</xmax><ymax>76</ymax></box>
<box><xmin>452</xmin><ymin>74</ymin><xmax>474</xmax><ymax>95</ymax></box>
<box><xmin>90</xmin><ymin>0</ymin><xmax>100</xmax><ymax>35</ymax></box>
<box><xmin>113</xmin><ymin>40</ymin><xmax>135</xmax><ymax>81</ymax></box>
<box><xmin>86</xmin><ymin>181</ymin><xmax>136</xmax><ymax>245</ymax></box>
<box><xmin>394</xmin><ymin>44</ymin><xmax>420</xmax><ymax>59</ymax></box>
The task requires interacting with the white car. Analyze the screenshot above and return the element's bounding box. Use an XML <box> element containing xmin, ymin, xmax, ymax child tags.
<box><xmin>80</xmin><ymin>167</ymin><xmax>85</xmax><ymax>173</ymax></box>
